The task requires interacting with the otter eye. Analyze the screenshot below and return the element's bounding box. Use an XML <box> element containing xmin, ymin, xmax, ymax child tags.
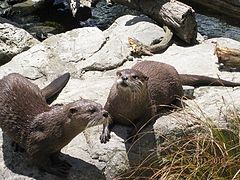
<box><xmin>132</xmin><ymin>75</ymin><xmax>138</xmax><ymax>79</ymax></box>
<box><xmin>88</xmin><ymin>107</ymin><xmax>97</xmax><ymax>114</ymax></box>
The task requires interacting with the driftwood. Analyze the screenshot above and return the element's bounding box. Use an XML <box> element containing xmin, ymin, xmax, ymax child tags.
<box><xmin>128</xmin><ymin>25</ymin><xmax>173</xmax><ymax>56</ymax></box>
<box><xmin>109</xmin><ymin>0</ymin><xmax>197</xmax><ymax>44</ymax></box>
<box><xmin>180</xmin><ymin>0</ymin><xmax>240</xmax><ymax>22</ymax></box>
<box><xmin>215</xmin><ymin>44</ymin><xmax>240</xmax><ymax>68</ymax></box>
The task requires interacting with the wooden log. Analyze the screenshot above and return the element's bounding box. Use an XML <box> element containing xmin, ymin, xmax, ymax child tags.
<box><xmin>128</xmin><ymin>25</ymin><xmax>173</xmax><ymax>56</ymax></box>
<box><xmin>109</xmin><ymin>0</ymin><xmax>197</xmax><ymax>44</ymax></box>
<box><xmin>179</xmin><ymin>0</ymin><xmax>240</xmax><ymax>23</ymax></box>
<box><xmin>215</xmin><ymin>43</ymin><xmax>240</xmax><ymax>69</ymax></box>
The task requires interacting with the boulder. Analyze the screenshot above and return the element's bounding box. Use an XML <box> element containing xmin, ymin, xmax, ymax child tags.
<box><xmin>0</xmin><ymin>15</ymin><xmax>240</xmax><ymax>179</ymax></box>
<box><xmin>0</xmin><ymin>22</ymin><xmax>39</xmax><ymax>65</ymax></box>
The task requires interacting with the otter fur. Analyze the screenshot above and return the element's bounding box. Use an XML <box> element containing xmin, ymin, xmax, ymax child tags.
<box><xmin>0</xmin><ymin>73</ymin><xmax>110</xmax><ymax>177</ymax></box>
<box><xmin>100</xmin><ymin>60</ymin><xmax>240</xmax><ymax>143</ymax></box>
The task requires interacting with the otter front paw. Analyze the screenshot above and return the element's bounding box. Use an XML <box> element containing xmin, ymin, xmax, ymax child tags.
<box><xmin>100</xmin><ymin>123</ymin><xmax>111</xmax><ymax>143</ymax></box>
<box><xmin>100</xmin><ymin>131</ymin><xmax>111</xmax><ymax>143</ymax></box>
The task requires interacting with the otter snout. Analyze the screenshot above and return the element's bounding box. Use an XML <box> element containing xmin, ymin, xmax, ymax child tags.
<box><xmin>102</xmin><ymin>110</ymin><xmax>109</xmax><ymax>118</ymax></box>
<box><xmin>121</xmin><ymin>76</ymin><xmax>128</xmax><ymax>81</ymax></box>
<box><xmin>117</xmin><ymin>77</ymin><xmax>129</xmax><ymax>88</ymax></box>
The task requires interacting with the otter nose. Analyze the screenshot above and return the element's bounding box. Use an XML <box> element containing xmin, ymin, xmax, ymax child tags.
<box><xmin>102</xmin><ymin>111</ymin><xmax>109</xmax><ymax>118</ymax></box>
<box><xmin>121</xmin><ymin>76</ymin><xmax>128</xmax><ymax>81</ymax></box>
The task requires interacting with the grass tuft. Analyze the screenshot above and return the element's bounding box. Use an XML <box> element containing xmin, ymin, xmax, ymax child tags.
<box><xmin>119</xmin><ymin>109</ymin><xmax>240</xmax><ymax>180</ymax></box>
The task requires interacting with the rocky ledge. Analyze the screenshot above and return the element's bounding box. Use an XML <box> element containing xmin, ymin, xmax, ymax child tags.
<box><xmin>0</xmin><ymin>15</ymin><xmax>240</xmax><ymax>179</ymax></box>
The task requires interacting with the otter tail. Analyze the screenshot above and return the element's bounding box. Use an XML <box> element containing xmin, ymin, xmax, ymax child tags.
<box><xmin>41</xmin><ymin>73</ymin><xmax>70</xmax><ymax>104</ymax></box>
<box><xmin>180</xmin><ymin>74</ymin><xmax>240</xmax><ymax>88</ymax></box>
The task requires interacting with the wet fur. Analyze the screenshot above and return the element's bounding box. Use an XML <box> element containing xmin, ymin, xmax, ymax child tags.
<box><xmin>0</xmin><ymin>73</ymin><xmax>109</xmax><ymax>177</ymax></box>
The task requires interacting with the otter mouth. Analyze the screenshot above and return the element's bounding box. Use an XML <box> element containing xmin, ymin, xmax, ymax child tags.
<box><xmin>120</xmin><ymin>82</ymin><xmax>128</xmax><ymax>87</ymax></box>
<box><xmin>117</xmin><ymin>79</ymin><xmax>128</xmax><ymax>88</ymax></box>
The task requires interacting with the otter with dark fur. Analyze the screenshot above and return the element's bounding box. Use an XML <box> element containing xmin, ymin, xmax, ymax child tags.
<box><xmin>100</xmin><ymin>60</ymin><xmax>240</xmax><ymax>143</ymax></box>
<box><xmin>0</xmin><ymin>73</ymin><xmax>110</xmax><ymax>177</ymax></box>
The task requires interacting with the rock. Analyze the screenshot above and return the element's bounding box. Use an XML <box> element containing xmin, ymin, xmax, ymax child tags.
<box><xmin>11</xmin><ymin>0</ymin><xmax>45</xmax><ymax>16</ymax></box>
<box><xmin>69</xmin><ymin>0</ymin><xmax>93</xmax><ymax>21</ymax></box>
<box><xmin>0</xmin><ymin>0</ymin><xmax>12</xmax><ymax>17</ymax></box>
<box><xmin>0</xmin><ymin>22</ymin><xmax>39</xmax><ymax>65</ymax></box>
<box><xmin>0</xmin><ymin>15</ymin><xmax>164</xmax><ymax>81</ymax></box>
<box><xmin>0</xmin><ymin>16</ymin><xmax>20</xmax><ymax>27</ymax></box>
<box><xmin>0</xmin><ymin>26</ymin><xmax>106</xmax><ymax>81</ymax></box>
<box><xmin>81</xmin><ymin>15</ymin><xmax>165</xmax><ymax>72</ymax></box>
<box><xmin>4</xmin><ymin>0</ymin><xmax>93</xmax><ymax>39</ymax></box>
<box><xmin>0</xmin><ymin>15</ymin><xmax>240</xmax><ymax>179</ymax></box>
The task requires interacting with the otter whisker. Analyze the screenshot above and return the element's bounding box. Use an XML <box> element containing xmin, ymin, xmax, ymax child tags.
<box><xmin>135</xmin><ymin>85</ymin><xmax>142</xmax><ymax>94</ymax></box>
<box><xmin>131</xmin><ymin>82</ymin><xmax>141</xmax><ymax>93</ymax></box>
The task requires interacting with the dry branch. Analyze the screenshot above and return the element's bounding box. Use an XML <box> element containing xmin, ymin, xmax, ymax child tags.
<box><xmin>215</xmin><ymin>44</ymin><xmax>240</xmax><ymax>67</ymax></box>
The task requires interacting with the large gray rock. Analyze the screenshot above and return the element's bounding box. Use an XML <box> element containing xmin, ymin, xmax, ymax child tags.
<box><xmin>0</xmin><ymin>15</ymin><xmax>164</xmax><ymax>84</ymax></box>
<box><xmin>0</xmin><ymin>22</ymin><xmax>39</xmax><ymax>65</ymax></box>
<box><xmin>0</xmin><ymin>15</ymin><xmax>240</xmax><ymax>179</ymax></box>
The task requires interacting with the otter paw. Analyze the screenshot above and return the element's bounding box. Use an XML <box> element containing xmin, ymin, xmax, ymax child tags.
<box><xmin>100</xmin><ymin>133</ymin><xmax>111</xmax><ymax>143</ymax></box>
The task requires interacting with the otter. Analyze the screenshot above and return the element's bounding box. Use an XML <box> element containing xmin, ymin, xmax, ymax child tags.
<box><xmin>11</xmin><ymin>72</ymin><xmax>70</xmax><ymax>152</ymax></box>
<box><xmin>100</xmin><ymin>60</ymin><xmax>240</xmax><ymax>143</ymax></box>
<box><xmin>0</xmin><ymin>73</ymin><xmax>110</xmax><ymax>177</ymax></box>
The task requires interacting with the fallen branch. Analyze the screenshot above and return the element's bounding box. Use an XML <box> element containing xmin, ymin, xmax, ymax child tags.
<box><xmin>128</xmin><ymin>25</ymin><xmax>173</xmax><ymax>56</ymax></box>
<box><xmin>215</xmin><ymin>44</ymin><xmax>240</xmax><ymax>67</ymax></box>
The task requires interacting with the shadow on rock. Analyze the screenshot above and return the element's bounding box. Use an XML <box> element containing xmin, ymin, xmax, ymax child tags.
<box><xmin>2</xmin><ymin>133</ymin><xmax>106</xmax><ymax>180</ymax></box>
<box><xmin>125</xmin><ymin>15</ymin><xmax>155</xmax><ymax>26</ymax></box>
<box><xmin>111</xmin><ymin>119</ymin><xmax>159</xmax><ymax>178</ymax></box>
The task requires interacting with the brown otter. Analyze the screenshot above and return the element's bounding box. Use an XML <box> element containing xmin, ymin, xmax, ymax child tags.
<box><xmin>0</xmin><ymin>73</ymin><xmax>110</xmax><ymax>177</ymax></box>
<box><xmin>100</xmin><ymin>60</ymin><xmax>240</xmax><ymax>143</ymax></box>
<box><xmin>12</xmin><ymin>72</ymin><xmax>70</xmax><ymax>152</ymax></box>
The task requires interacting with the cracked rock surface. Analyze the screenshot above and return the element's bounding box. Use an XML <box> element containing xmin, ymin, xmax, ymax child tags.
<box><xmin>0</xmin><ymin>15</ymin><xmax>240</xmax><ymax>179</ymax></box>
<box><xmin>0</xmin><ymin>23</ymin><xmax>39</xmax><ymax>65</ymax></box>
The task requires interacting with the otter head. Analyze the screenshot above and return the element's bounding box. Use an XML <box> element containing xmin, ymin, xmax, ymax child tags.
<box><xmin>67</xmin><ymin>99</ymin><xmax>111</xmax><ymax>131</ymax></box>
<box><xmin>116</xmin><ymin>69</ymin><xmax>149</xmax><ymax>92</ymax></box>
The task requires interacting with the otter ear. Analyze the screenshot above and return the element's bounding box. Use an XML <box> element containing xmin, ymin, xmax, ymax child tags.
<box><xmin>116</xmin><ymin>70</ymin><xmax>122</xmax><ymax>76</ymax></box>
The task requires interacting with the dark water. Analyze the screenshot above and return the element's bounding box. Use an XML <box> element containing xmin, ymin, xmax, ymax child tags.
<box><xmin>80</xmin><ymin>0</ymin><xmax>140</xmax><ymax>30</ymax></box>
<box><xmin>196</xmin><ymin>14</ymin><xmax>240</xmax><ymax>41</ymax></box>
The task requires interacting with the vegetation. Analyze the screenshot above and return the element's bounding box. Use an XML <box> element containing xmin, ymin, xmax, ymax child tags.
<box><xmin>119</xmin><ymin>110</ymin><xmax>240</xmax><ymax>179</ymax></box>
